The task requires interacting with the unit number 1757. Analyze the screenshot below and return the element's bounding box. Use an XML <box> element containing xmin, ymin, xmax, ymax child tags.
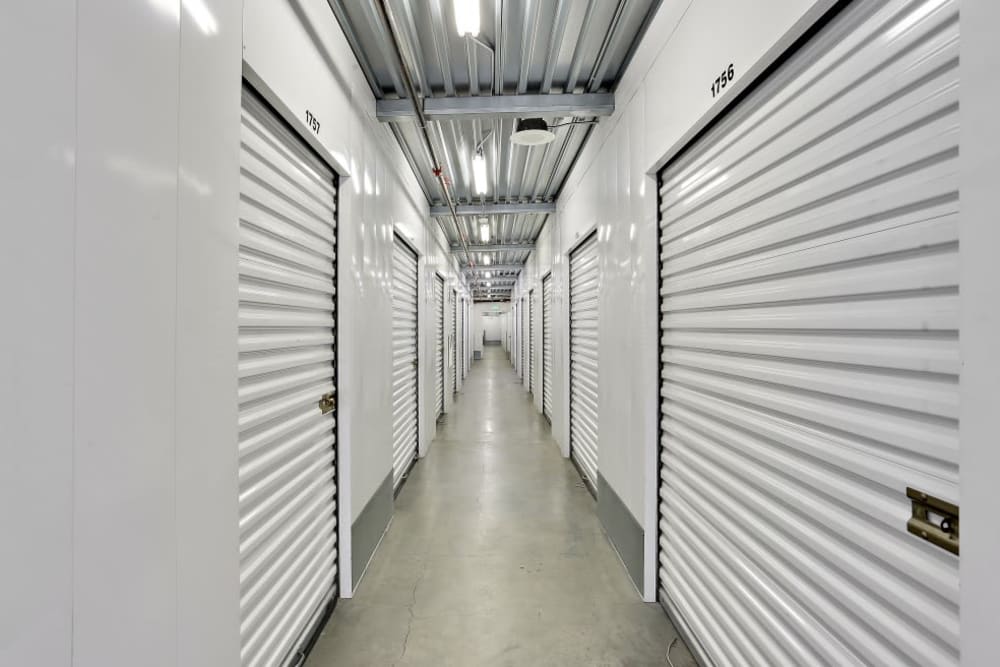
<box><xmin>711</xmin><ymin>64</ymin><xmax>735</xmax><ymax>98</ymax></box>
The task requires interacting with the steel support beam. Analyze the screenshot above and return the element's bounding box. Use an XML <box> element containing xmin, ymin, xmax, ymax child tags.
<box><xmin>377</xmin><ymin>93</ymin><xmax>614</xmax><ymax>122</ymax></box>
<box><xmin>451</xmin><ymin>243</ymin><xmax>535</xmax><ymax>254</ymax></box>
<box><xmin>431</xmin><ymin>202</ymin><xmax>556</xmax><ymax>217</ymax></box>
<box><xmin>470</xmin><ymin>278</ymin><xmax>518</xmax><ymax>286</ymax></box>
<box><xmin>463</xmin><ymin>264</ymin><xmax>524</xmax><ymax>274</ymax></box>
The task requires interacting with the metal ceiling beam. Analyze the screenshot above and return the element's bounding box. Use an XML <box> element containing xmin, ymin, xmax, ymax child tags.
<box><xmin>377</xmin><ymin>93</ymin><xmax>614</xmax><ymax>122</ymax></box>
<box><xmin>430</xmin><ymin>202</ymin><xmax>556</xmax><ymax>217</ymax></box>
<box><xmin>463</xmin><ymin>264</ymin><xmax>524</xmax><ymax>274</ymax></box>
<box><xmin>470</xmin><ymin>276</ymin><xmax>518</xmax><ymax>284</ymax></box>
<box><xmin>451</xmin><ymin>243</ymin><xmax>535</xmax><ymax>253</ymax></box>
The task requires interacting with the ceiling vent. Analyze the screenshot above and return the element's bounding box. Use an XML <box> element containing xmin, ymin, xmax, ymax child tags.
<box><xmin>511</xmin><ymin>118</ymin><xmax>556</xmax><ymax>146</ymax></box>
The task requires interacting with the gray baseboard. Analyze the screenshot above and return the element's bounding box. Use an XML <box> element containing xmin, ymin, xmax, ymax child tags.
<box><xmin>351</xmin><ymin>472</ymin><xmax>393</xmax><ymax>589</ymax></box>
<box><xmin>597</xmin><ymin>474</ymin><xmax>644</xmax><ymax>593</ymax></box>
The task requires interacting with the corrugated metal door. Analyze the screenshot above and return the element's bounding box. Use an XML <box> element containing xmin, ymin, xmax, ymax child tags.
<box><xmin>542</xmin><ymin>274</ymin><xmax>553</xmax><ymax>422</ymax></box>
<box><xmin>657</xmin><ymin>2</ymin><xmax>960</xmax><ymax>665</ymax></box>
<box><xmin>518</xmin><ymin>303</ymin><xmax>523</xmax><ymax>376</ymax></box>
<box><xmin>529</xmin><ymin>290</ymin><xmax>537</xmax><ymax>396</ymax></box>
<box><xmin>391</xmin><ymin>235</ymin><xmax>418</xmax><ymax>490</ymax></box>
<box><xmin>462</xmin><ymin>298</ymin><xmax>469</xmax><ymax>377</ymax></box>
<box><xmin>452</xmin><ymin>289</ymin><xmax>458</xmax><ymax>394</ymax></box>
<box><xmin>238</xmin><ymin>88</ymin><xmax>338</xmax><ymax>667</ymax></box>
<box><xmin>521</xmin><ymin>296</ymin><xmax>529</xmax><ymax>386</ymax></box>
<box><xmin>434</xmin><ymin>274</ymin><xmax>445</xmax><ymax>419</ymax></box>
<box><xmin>570</xmin><ymin>232</ymin><xmax>599</xmax><ymax>492</ymax></box>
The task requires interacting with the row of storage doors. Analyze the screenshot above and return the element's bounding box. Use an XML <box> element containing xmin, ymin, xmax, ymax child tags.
<box><xmin>513</xmin><ymin>268</ymin><xmax>574</xmax><ymax>445</ymax></box>
<box><xmin>510</xmin><ymin>5</ymin><xmax>961</xmax><ymax>665</ymax></box>
<box><xmin>237</xmin><ymin>85</ymin><xmax>472</xmax><ymax>667</ymax></box>
<box><xmin>513</xmin><ymin>237</ymin><xmax>599</xmax><ymax>496</ymax></box>
<box><xmin>396</xmin><ymin>251</ymin><xmax>471</xmax><ymax>489</ymax></box>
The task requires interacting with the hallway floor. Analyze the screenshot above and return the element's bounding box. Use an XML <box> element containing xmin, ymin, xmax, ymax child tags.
<box><xmin>307</xmin><ymin>346</ymin><xmax>694</xmax><ymax>666</ymax></box>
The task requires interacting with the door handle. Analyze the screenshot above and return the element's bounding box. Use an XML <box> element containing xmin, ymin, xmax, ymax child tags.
<box><xmin>318</xmin><ymin>392</ymin><xmax>335</xmax><ymax>415</ymax></box>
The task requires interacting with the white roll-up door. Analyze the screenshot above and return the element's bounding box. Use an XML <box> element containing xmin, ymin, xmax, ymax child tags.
<box><xmin>238</xmin><ymin>88</ymin><xmax>338</xmax><ymax>667</ymax></box>
<box><xmin>434</xmin><ymin>274</ymin><xmax>445</xmax><ymax>419</ymax></box>
<box><xmin>529</xmin><ymin>290</ymin><xmax>537</xmax><ymax>397</ymax></box>
<box><xmin>452</xmin><ymin>289</ymin><xmax>458</xmax><ymax>394</ymax></box>
<box><xmin>570</xmin><ymin>232</ymin><xmax>599</xmax><ymax>493</ymax></box>
<box><xmin>542</xmin><ymin>274</ymin><xmax>553</xmax><ymax>422</ymax></box>
<box><xmin>657</xmin><ymin>2</ymin><xmax>960</xmax><ymax>665</ymax></box>
<box><xmin>391</xmin><ymin>236</ymin><xmax>418</xmax><ymax>490</ymax></box>
<box><xmin>521</xmin><ymin>297</ymin><xmax>529</xmax><ymax>385</ymax></box>
<box><xmin>463</xmin><ymin>298</ymin><xmax>469</xmax><ymax>377</ymax></box>
<box><xmin>514</xmin><ymin>301</ymin><xmax>521</xmax><ymax>378</ymax></box>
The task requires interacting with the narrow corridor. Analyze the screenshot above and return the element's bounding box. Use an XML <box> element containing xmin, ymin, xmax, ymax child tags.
<box><xmin>307</xmin><ymin>346</ymin><xmax>694</xmax><ymax>666</ymax></box>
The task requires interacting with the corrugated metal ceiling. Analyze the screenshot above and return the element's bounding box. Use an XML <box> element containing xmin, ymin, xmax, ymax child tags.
<box><xmin>327</xmin><ymin>0</ymin><xmax>660</xmax><ymax>299</ymax></box>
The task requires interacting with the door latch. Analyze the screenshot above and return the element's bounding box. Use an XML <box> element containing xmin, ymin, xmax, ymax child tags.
<box><xmin>906</xmin><ymin>487</ymin><xmax>959</xmax><ymax>555</ymax></box>
<box><xmin>318</xmin><ymin>392</ymin><xmax>335</xmax><ymax>415</ymax></box>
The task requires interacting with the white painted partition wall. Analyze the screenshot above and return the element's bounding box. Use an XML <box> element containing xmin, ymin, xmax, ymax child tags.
<box><xmin>657</xmin><ymin>2</ymin><xmax>960</xmax><ymax>663</ymax></box>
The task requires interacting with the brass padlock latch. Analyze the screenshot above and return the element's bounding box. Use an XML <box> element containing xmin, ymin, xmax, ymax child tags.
<box><xmin>318</xmin><ymin>392</ymin><xmax>335</xmax><ymax>415</ymax></box>
<box><xmin>907</xmin><ymin>487</ymin><xmax>959</xmax><ymax>555</ymax></box>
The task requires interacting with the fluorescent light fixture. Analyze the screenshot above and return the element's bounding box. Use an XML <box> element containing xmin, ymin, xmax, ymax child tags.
<box><xmin>454</xmin><ymin>0</ymin><xmax>480</xmax><ymax>36</ymax></box>
<box><xmin>484</xmin><ymin>271</ymin><xmax>491</xmax><ymax>278</ymax></box>
<box><xmin>479</xmin><ymin>221</ymin><xmax>490</xmax><ymax>243</ymax></box>
<box><xmin>483</xmin><ymin>254</ymin><xmax>491</xmax><ymax>265</ymax></box>
<box><xmin>472</xmin><ymin>150</ymin><xmax>488</xmax><ymax>194</ymax></box>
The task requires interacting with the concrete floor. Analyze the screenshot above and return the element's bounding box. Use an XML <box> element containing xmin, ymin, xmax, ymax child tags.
<box><xmin>307</xmin><ymin>345</ymin><xmax>695</xmax><ymax>666</ymax></box>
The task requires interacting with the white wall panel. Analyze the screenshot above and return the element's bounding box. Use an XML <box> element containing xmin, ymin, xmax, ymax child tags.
<box><xmin>1</xmin><ymin>0</ymin><xmax>244</xmax><ymax>664</ymax></box>
<box><xmin>0</xmin><ymin>5</ymin><xmax>76</xmax><ymax>665</ymax></box>
<box><xmin>73</xmin><ymin>1</ymin><xmax>181</xmax><ymax>662</ymax></box>
<box><xmin>960</xmin><ymin>1</ymin><xmax>1000</xmax><ymax>664</ymax></box>
<box><xmin>175</xmin><ymin>2</ymin><xmax>244</xmax><ymax>663</ymax></box>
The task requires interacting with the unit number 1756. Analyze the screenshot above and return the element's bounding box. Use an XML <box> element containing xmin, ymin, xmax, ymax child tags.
<box><xmin>710</xmin><ymin>64</ymin><xmax>735</xmax><ymax>98</ymax></box>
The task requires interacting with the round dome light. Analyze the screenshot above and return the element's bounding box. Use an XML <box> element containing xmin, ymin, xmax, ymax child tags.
<box><xmin>511</xmin><ymin>118</ymin><xmax>556</xmax><ymax>146</ymax></box>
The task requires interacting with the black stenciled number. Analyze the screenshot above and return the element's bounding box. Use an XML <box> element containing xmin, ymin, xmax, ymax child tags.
<box><xmin>710</xmin><ymin>63</ymin><xmax>736</xmax><ymax>98</ymax></box>
<box><xmin>305</xmin><ymin>110</ymin><xmax>321</xmax><ymax>134</ymax></box>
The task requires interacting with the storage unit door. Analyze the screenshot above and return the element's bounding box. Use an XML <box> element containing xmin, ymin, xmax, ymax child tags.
<box><xmin>542</xmin><ymin>274</ymin><xmax>553</xmax><ymax>421</ymax></box>
<box><xmin>391</xmin><ymin>237</ymin><xmax>419</xmax><ymax>490</ymax></box>
<box><xmin>238</xmin><ymin>89</ymin><xmax>338</xmax><ymax>667</ymax></box>
<box><xmin>452</xmin><ymin>289</ymin><xmax>458</xmax><ymax>393</ymax></box>
<box><xmin>569</xmin><ymin>232</ymin><xmax>599</xmax><ymax>491</ymax></box>
<box><xmin>521</xmin><ymin>297</ymin><xmax>528</xmax><ymax>384</ymax></box>
<box><xmin>529</xmin><ymin>290</ymin><xmax>537</xmax><ymax>396</ymax></box>
<box><xmin>434</xmin><ymin>274</ymin><xmax>445</xmax><ymax>418</ymax></box>
<box><xmin>657</xmin><ymin>2</ymin><xmax>959</xmax><ymax>665</ymax></box>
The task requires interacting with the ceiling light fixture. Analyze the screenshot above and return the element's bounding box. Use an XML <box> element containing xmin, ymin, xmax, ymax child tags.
<box><xmin>511</xmin><ymin>118</ymin><xmax>556</xmax><ymax>146</ymax></box>
<box><xmin>483</xmin><ymin>254</ymin><xmax>492</xmax><ymax>265</ymax></box>
<box><xmin>479</xmin><ymin>220</ymin><xmax>490</xmax><ymax>243</ymax></box>
<box><xmin>454</xmin><ymin>0</ymin><xmax>480</xmax><ymax>36</ymax></box>
<box><xmin>484</xmin><ymin>271</ymin><xmax>491</xmax><ymax>278</ymax></box>
<box><xmin>472</xmin><ymin>149</ymin><xmax>488</xmax><ymax>195</ymax></box>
